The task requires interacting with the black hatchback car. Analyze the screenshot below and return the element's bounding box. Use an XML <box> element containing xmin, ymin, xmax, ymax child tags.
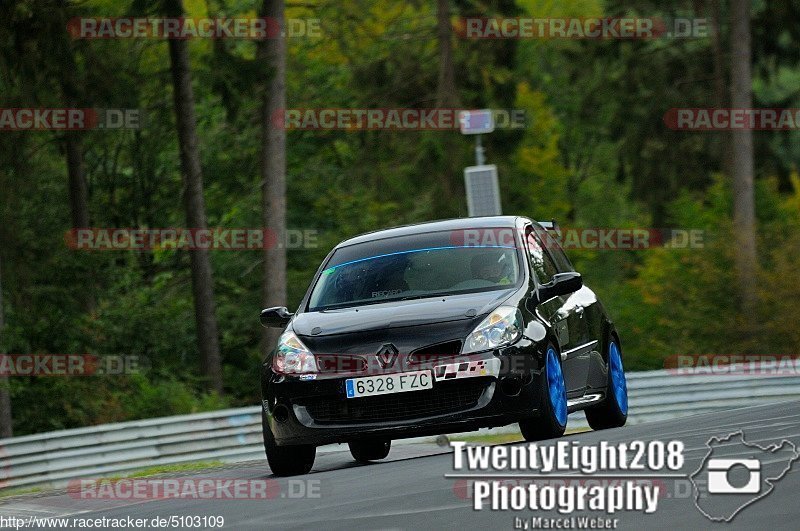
<box><xmin>260</xmin><ymin>216</ymin><xmax>628</xmax><ymax>475</ymax></box>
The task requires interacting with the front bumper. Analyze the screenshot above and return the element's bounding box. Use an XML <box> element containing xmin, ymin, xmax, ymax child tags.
<box><xmin>261</xmin><ymin>341</ymin><xmax>544</xmax><ymax>446</ymax></box>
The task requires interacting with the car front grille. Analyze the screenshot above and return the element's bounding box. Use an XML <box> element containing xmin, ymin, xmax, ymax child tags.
<box><xmin>300</xmin><ymin>380</ymin><xmax>488</xmax><ymax>423</ymax></box>
<box><xmin>407</xmin><ymin>340</ymin><xmax>463</xmax><ymax>365</ymax></box>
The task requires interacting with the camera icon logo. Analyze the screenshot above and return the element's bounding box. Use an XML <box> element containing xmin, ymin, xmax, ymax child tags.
<box><xmin>692</xmin><ymin>431</ymin><xmax>799</xmax><ymax>522</ymax></box>
<box><xmin>707</xmin><ymin>458</ymin><xmax>761</xmax><ymax>494</ymax></box>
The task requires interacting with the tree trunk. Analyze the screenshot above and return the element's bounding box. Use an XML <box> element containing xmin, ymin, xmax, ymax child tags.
<box><xmin>258</xmin><ymin>0</ymin><xmax>288</xmax><ymax>355</ymax></box>
<box><xmin>710</xmin><ymin>0</ymin><xmax>725</xmax><ymax>111</ymax></box>
<box><xmin>57</xmin><ymin>1</ymin><xmax>90</xmax><ymax>231</ymax></box>
<box><xmin>435</xmin><ymin>0</ymin><xmax>458</xmax><ymax>109</ymax></box>
<box><xmin>0</xmin><ymin>256</ymin><xmax>12</xmax><ymax>438</ymax></box>
<box><xmin>65</xmin><ymin>133</ymin><xmax>96</xmax><ymax>312</ymax></box>
<box><xmin>709</xmin><ymin>0</ymin><xmax>732</xmax><ymax>180</ymax></box>
<box><xmin>729</xmin><ymin>0</ymin><xmax>757</xmax><ymax>314</ymax></box>
<box><xmin>166</xmin><ymin>0</ymin><xmax>224</xmax><ymax>394</ymax></box>
<box><xmin>435</xmin><ymin>0</ymin><xmax>459</xmax><ymax>212</ymax></box>
<box><xmin>65</xmin><ymin>135</ymin><xmax>90</xmax><ymax>228</ymax></box>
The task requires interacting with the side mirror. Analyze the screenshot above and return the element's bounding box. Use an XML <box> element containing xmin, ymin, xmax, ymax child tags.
<box><xmin>538</xmin><ymin>272</ymin><xmax>582</xmax><ymax>301</ymax></box>
<box><xmin>260</xmin><ymin>306</ymin><xmax>293</xmax><ymax>328</ymax></box>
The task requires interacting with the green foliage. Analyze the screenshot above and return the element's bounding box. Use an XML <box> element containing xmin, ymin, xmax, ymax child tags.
<box><xmin>1</xmin><ymin>0</ymin><xmax>799</xmax><ymax>435</ymax></box>
<box><xmin>617</xmin><ymin>175</ymin><xmax>800</xmax><ymax>369</ymax></box>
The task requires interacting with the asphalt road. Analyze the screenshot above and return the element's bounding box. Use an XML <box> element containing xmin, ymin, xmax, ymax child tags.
<box><xmin>2</xmin><ymin>401</ymin><xmax>799</xmax><ymax>530</ymax></box>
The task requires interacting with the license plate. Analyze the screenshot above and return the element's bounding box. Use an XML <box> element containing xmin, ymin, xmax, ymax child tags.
<box><xmin>345</xmin><ymin>371</ymin><xmax>433</xmax><ymax>398</ymax></box>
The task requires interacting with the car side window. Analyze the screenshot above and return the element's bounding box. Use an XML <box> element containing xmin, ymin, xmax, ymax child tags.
<box><xmin>533</xmin><ymin>225</ymin><xmax>574</xmax><ymax>273</ymax></box>
<box><xmin>525</xmin><ymin>227</ymin><xmax>558</xmax><ymax>284</ymax></box>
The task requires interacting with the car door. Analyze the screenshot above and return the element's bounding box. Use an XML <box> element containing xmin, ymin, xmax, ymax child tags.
<box><xmin>532</xmin><ymin>224</ymin><xmax>598</xmax><ymax>393</ymax></box>
<box><xmin>524</xmin><ymin>226</ymin><xmax>589</xmax><ymax>394</ymax></box>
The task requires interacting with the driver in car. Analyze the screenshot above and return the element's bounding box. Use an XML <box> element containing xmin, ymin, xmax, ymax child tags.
<box><xmin>471</xmin><ymin>252</ymin><xmax>512</xmax><ymax>285</ymax></box>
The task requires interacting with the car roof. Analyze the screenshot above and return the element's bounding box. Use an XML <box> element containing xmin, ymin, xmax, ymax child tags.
<box><xmin>336</xmin><ymin>215</ymin><xmax>529</xmax><ymax>248</ymax></box>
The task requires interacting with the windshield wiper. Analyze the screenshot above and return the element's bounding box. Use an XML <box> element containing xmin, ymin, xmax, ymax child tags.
<box><xmin>399</xmin><ymin>292</ymin><xmax>450</xmax><ymax>301</ymax></box>
<box><xmin>314</xmin><ymin>298</ymin><xmax>395</xmax><ymax>311</ymax></box>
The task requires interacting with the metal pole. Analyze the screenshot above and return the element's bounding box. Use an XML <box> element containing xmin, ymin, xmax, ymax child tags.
<box><xmin>475</xmin><ymin>134</ymin><xmax>485</xmax><ymax>166</ymax></box>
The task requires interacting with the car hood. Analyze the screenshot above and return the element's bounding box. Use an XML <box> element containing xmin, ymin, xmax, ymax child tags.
<box><xmin>292</xmin><ymin>289</ymin><xmax>516</xmax><ymax>337</ymax></box>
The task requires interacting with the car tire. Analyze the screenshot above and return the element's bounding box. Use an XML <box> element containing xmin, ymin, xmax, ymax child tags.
<box><xmin>262</xmin><ymin>410</ymin><xmax>316</xmax><ymax>476</ymax></box>
<box><xmin>519</xmin><ymin>343</ymin><xmax>568</xmax><ymax>441</ymax></box>
<box><xmin>349</xmin><ymin>439</ymin><xmax>391</xmax><ymax>463</ymax></box>
<box><xmin>585</xmin><ymin>338</ymin><xmax>628</xmax><ymax>430</ymax></box>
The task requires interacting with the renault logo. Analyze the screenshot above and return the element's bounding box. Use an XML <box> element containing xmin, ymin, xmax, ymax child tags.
<box><xmin>376</xmin><ymin>344</ymin><xmax>399</xmax><ymax>368</ymax></box>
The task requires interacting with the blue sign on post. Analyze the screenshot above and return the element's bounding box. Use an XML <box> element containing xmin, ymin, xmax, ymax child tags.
<box><xmin>459</xmin><ymin>109</ymin><xmax>495</xmax><ymax>135</ymax></box>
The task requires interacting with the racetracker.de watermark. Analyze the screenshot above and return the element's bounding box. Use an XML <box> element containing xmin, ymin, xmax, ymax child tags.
<box><xmin>665</xmin><ymin>354</ymin><xmax>800</xmax><ymax>376</ymax></box>
<box><xmin>68</xmin><ymin>17</ymin><xmax>321</xmax><ymax>39</ymax></box>
<box><xmin>455</xmin><ymin>17</ymin><xmax>708</xmax><ymax>39</ymax></box>
<box><xmin>67</xmin><ymin>478</ymin><xmax>321</xmax><ymax>500</ymax></box>
<box><xmin>449</xmin><ymin>227</ymin><xmax>705</xmax><ymax>250</ymax></box>
<box><xmin>65</xmin><ymin>228</ymin><xmax>319</xmax><ymax>251</ymax></box>
<box><xmin>0</xmin><ymin>108</ymin><xmax>140</xmax><ymax>131</ymax></box>
<box><xmin>281</xmin><ymin>353</ymin><xmax>540</xmax><ymax>377</ymax></box>
<box><xmin>272</xmin><ymin>108</ymin><xmax>526</xmax><ymax>131</ymax></box>
<box><xmin>664</xmin><ymin>108</ymin><xmax>800</xmax><ymax>130</ymax></box>
<box><xmin>0</xmin><ymin>355</ymin><xmax>146</xmax><ymax>376</ymax></box>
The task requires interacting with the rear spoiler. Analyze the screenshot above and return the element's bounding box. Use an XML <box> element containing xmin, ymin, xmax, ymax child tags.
<box><xmin>536</xmin><ymin>219</ymin><xmax>562</xmax><ymax>240</ymax></box>
<box><xmin>537</xmin><ymin>219</ymin><xmax>560</xmax><ymax>232</ymax></box>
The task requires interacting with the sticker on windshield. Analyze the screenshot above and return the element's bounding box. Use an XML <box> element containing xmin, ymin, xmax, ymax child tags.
<box><xmin>371</xmin><ymin>289</ymin><xmax>402</xmax><ymax>298</ymax></box>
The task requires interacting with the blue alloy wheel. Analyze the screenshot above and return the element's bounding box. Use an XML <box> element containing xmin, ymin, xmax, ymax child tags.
<box><xmin>546</xmin><ymin>347</ymin><xmax>568</xmax><ymax>426</ymax></box>
<box><xmin>608</xmin><ymin>341</ymin><xmax>628</xmax><ymax>415</ymax></box>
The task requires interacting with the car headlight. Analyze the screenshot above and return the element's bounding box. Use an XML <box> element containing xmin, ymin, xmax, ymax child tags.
<box><xmin>463</xmin><ymin>306</ymin><xmax>522</xmax><ymax>354</ymax></box>
<box><xmin>273</xmin><ymin>330</ymin><xmax>317</xmax><ymax>374</ymax></box>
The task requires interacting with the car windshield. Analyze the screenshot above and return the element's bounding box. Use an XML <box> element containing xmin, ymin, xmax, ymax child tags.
<box><xmin>308</xmin><ymin>230</ymin><xmax>522</xmax><ymax>311</ymax></box>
